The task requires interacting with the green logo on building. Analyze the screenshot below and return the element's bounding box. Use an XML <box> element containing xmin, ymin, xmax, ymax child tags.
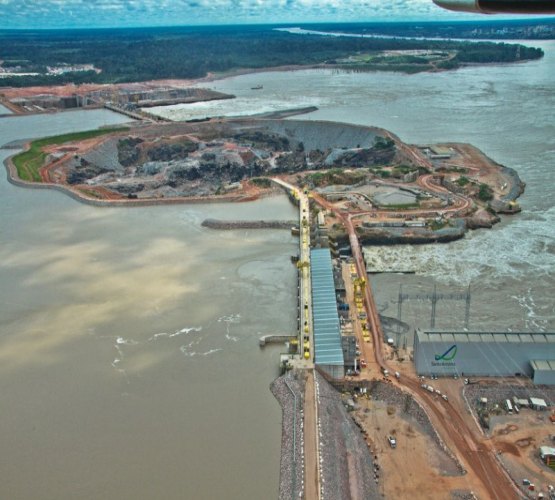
<box><xmin>434</xmin><ymin>344</ymin><xmax>457</xmax><ymax>361</ymax></box>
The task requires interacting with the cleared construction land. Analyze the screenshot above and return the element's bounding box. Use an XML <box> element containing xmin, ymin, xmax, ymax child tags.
<box><xmin>5</xmin><ymin>118</ymin><xmax>523</xmax><ymax>245</ymax></box>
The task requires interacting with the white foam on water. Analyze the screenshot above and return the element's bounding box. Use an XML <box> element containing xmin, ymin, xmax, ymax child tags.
<box><xmin>116</xmin><ymin>337</ymin><xmax>138</xmax><ymax>345</ymax></box>
<box><xmin>511</xmin><ymin>288</ymin><xmax>549</xmax><ymax>332</ymax></box>
<box><xmin>201</xmin><ymin>349</ymin><xmax>222</xmax><ymax>356</ymax></box>
<box><xmin>180</xmin><ymin>346</ymin><xmax>197</xmax><ymax>357</ymax></box>
<box><xmin>172</xmin><ymin>326</ymin><xmax>202</xmax><ymax>336</ymax></box>
<box><xmin>179</xmin><ymin>335</ymin><xmax>205</xmax><ymax>357</ymax></box>
<box><xmin>149</xmin><ymin>326</ymin><xmax>202</xmax><ymax>341</ymax></box>
<box><xmin>218</xmin><ymin>314</ymin><xmax>241</xmax><ymax>323</ymax></box>
<box><xmin>219</xmin><ymin>314</ymin><xmax>241</xmax><ymax>342</ymax></box>
<box><xmin>365</xmin><ymin>207</ymin><xmax>555</xmax><ymax>287</ymax></box>
<box><xmin>147</xmin><ymin>95</ymin><xmax>322</xmax><ymax>122</ymax></box>
<box><xmin>149</xmin><ymin>332</ymin><xmax>169</xmax><ymax>341</ymax></box>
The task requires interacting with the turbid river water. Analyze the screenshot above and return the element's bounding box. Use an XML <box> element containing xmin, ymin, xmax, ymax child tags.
<box><xmin>1</xmin><ymin>38</ymin><xmax>554</xmax><ymax>499</ymax></box>
<box><xmin>0</xmin><ymin>110</ymin><xmax>295</xmax><ymax>499</ymax></box>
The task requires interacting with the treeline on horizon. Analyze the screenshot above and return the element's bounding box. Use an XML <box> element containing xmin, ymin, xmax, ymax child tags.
<box><xmin>0</xmin><ymin>25</ymin><xmax>545</xmax><ymax>87</ymax></box>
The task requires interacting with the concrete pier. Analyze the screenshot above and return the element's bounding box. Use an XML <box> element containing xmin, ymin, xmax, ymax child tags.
<box><xmin>259</xmin><ymin>335</ymin><xmax>295</xmax><ymax>347</ymax></box>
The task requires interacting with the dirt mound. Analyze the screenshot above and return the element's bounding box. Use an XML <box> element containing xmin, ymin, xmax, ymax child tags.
<box><xmin>515</xmin><ymin>437</ymin><xmax>533</xmax><ymax>448</ymax></box>
<box><xmin>497</xmin><ymin>441</ymin><xmax>520</xmax><ymax>456</ymax></box>
<box><xmin>497</xmin><ymin>424</ymin><xmax>519</xmax><ymax>435</ymax></box>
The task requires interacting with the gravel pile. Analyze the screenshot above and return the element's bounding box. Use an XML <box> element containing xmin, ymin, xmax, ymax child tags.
<box><xmin>451</xmin><ymin>490</ymin><xmax>478</xmax><ymax>500</ymax></box>
<box><xmin>369</xmin><ymin>380</ymin><xmax>463</xmax><ymax>475</ymax></box>
<box><xmin>260</xmin><ymin>119</ymin><xmax>379</xmax><ymax>152</ymax></box>
<box><xmin>315</xmin><ymin>372</ymin><xmax>380</xmax><ymax>500</ymax></box>
<box><xmin>80</xmin><ymin>138</ymin><xmax>124</xmax><ymax>172</ymax></box>
<box><xmin>271</xmin><ymin>371</ymin><xmax>305</xmax><ymax>500</ymax></box>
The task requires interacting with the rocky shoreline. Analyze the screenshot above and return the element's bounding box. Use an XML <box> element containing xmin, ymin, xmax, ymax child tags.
<box><xmin>271</xmin><ymin>372</ymin><xmax>305</xmax><ymax>500</ymax></box>
<box><xmin>271</xmin><ymin>370</ymin><xmax>380</xmax><ymax>500</ymax></box>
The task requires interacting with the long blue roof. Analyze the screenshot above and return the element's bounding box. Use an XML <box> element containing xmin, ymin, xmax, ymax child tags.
<box><xmin>310</xmin><ymin>248</ymin><xmax>344</xmax><ymax>366</ymax></box>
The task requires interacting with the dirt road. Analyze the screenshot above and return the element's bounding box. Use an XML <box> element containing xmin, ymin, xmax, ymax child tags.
<box><xmin>304</xmin><ymin>370</ymin><xmax>320</xmax><ymax>500</ymax></box>
<box><xmin>311</xmin><ymin>191</ymin><xmax>519</xmax><ymax>500</ymax></box>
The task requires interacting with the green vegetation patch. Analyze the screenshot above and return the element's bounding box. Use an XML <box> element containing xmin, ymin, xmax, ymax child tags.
<box><xmin>12</xmin><ymin>127</ymin><xmax>128</xmax><ymax>182</ymax></box>
<box><xmin>429</xmin><ymin>219</ymin><xmax>448</xmax><ymax>231</ymax></box>
<box><xmin>374</xmin><ymin>169</ymin><xmax>391</xmax><ymax>178</ymax></box>
<box><xmin>250</xmin><ymin>177</ymin><xmax>272</xmax><ymax>188</ymax></box>
<box><xmin>306</xmin><ymin>168</ymin><xmax>366</xmax><ymax>187</ymax></box>
<box><xmin>456</xmin><ymin>176</ymin><xmax>470</xmax><ymax>187</ymax></box>
<box><xmin>478</xmin><ymin>183</ymin><xmax>494</xmax><ymax>202</ymax></box>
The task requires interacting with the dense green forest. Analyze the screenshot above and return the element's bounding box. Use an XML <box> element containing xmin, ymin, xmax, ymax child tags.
<box><xmin>305</xmin><ymin>19</ymin><xmax>555</xmax><ymax>39</ymax></box>
<box><xmin>0</xmin><ymin>25</ymin><xmax>544</xmax><ymax>87</ymax></box>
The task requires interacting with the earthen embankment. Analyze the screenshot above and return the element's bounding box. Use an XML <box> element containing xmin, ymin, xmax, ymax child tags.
<box><xmin>201</xmin><ymin>218</ymin><xmax>295</xmax><ymax>230</ymax></box>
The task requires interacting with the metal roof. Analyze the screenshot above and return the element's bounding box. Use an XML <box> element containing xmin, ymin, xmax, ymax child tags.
<box><xmin>530</xmin><ymin>397</ymin><xmax>548</xmax><ymax>407</ymax></box>
<box><xmin>311</xmin><ymin>249</ymin><xmax>344</xmax><ymax>366</ymax></box>
<box><xmin>531</xmin><ymin>359</ymin><xmax>555</xmax><ymax>371</ymax></box>
<box><xmin>416</xmin><ymin>330</ymin><xmax>555</xmax><ymax>344</ymax></box>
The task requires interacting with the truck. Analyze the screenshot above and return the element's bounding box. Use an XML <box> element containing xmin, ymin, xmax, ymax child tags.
<box><xmin>426</xmin><ymin>385</ymin><xmax>435</xmax><ymax>393</ymax></box>
<box><xmin>387</xmin><ymin>436</ymin><xmax>397</xmax><ymax>448</ymax></box>
<box><xmin>382</xmin><ymin>368</ymin><xmax>389</xmax><ymax>378</ymax></box>
<box><xmin>505</xmin><ymin>399</ymin><xmax>513</xmax><ymax>414</ymax></box>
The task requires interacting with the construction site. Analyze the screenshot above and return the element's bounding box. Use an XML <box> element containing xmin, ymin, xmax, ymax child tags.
<box><xmin>0</xmin><ymin>81</ymin><xmax>233</xmax><ymax>119</ymax></box>
<box><xmin>267</xmin><ymin>177</ymin><xmax>554</xmax><ymax>500</ymax></box>
<box><xmin>4</xmin><ymin>107</ymin><xmax>554</xmax><ymax>499</ymax></box>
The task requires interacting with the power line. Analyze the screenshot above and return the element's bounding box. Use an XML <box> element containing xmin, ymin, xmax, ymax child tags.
<box><xmin>397</xmin><ymin>283</ymin><xmax>471</xmax><ymax>332</ymax></box>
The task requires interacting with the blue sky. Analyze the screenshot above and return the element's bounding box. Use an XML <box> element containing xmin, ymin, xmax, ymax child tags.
<box><xmin>0</xmin><ymin>0</ymin><xmax>501</xmax><ymax>29</ymax></box>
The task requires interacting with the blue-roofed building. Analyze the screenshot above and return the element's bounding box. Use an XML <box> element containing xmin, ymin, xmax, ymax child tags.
<box><xmin>311</xmin><ymin>248</ymin><xmax>345</xmax><ymax>379</ymax></box>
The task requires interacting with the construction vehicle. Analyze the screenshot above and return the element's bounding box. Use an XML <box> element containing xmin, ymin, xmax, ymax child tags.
<box><xmin>387</xmin><ymin>436</ymin><xmax>397</xmax><ymax>448</ymax></box>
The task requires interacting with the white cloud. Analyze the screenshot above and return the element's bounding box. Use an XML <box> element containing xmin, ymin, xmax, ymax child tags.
<box><xmin>0</xmin><ymin>0</ymin><xmax>488</xmax><ymax>28</ymax></box>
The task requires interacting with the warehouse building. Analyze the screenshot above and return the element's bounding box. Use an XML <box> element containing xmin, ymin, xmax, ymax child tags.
<box><xmin>531</xmin><ymin>360</ymin><xmax>555</xmax><ymax>386</ymax></box>
<box><xmin>311</xmin><ymin>248</ymin><xmax>345</xmax><ymax>379</ymax></box>
<box><xmin>413</xmin><ymin>330</ymin><xmax>555</xmax><ymax>384</ymax></box>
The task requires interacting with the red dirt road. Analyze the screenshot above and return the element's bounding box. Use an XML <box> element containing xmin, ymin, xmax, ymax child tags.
<box><xmin>311</xmin><ymin>191</ymin><xmax>519</xmax><ymax>500</ymax></box>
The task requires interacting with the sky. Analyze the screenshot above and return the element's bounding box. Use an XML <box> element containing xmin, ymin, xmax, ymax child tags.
<box><xmin>0</xmin><ymin>0</ymin><xmax>509</xmax><ymax>29</ymax></box>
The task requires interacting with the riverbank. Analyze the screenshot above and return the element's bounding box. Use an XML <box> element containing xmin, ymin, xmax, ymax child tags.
<box><xmin>3</xmin><ymin>154</ymin><xmax>264</xmax><ymax>207</ymax></box>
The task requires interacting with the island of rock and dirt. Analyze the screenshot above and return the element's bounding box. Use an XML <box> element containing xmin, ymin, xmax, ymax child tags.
<box><xmin>6</xmin><ymin>116</ymin><xmax>524</xmax><ymax>245</ymax></box>
<box><xmin>2</xmin><ymin>97</ymin><xmax>536</xmax><ymax>500</ymax></box>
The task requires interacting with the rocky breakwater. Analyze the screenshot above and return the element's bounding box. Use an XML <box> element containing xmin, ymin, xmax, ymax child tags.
<box><xmin>201</xmin><ymin>218</ymin><xmax>296</xmax><ymax>230</ymax></box>
<box><xmin>314</xmin><ymin>371</ymin><xmax>380</xmax><ymax>500</ymax></box>
<box><xmin>328</xmin><ymin>219</ymin><xmax>468</xmax><ymax>246</ymax></box>
<box><xmin>271</xmin><ymin>371</ymin><xmax>305</xmax><ymax>500</ymax></box>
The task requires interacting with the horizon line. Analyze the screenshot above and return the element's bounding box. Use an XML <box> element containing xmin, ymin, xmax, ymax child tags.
<box><xmin>1</xmin><ymin>17</ymin><xmax>555</xmax><ymax>32</ymax></box>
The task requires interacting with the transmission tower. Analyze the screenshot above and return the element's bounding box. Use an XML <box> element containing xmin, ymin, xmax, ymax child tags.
<box><xmin>397</xmin><ymin>284</ymin><xmax>471</xmax><ymax>337</ymax></box>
